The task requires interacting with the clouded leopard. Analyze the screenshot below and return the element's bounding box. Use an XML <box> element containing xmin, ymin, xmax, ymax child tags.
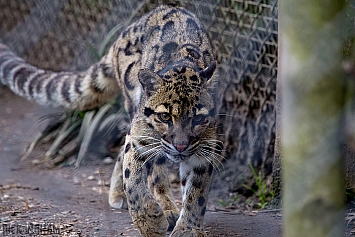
<box><xmin>0</xmin><ymin>5</ymin><xmax>223</xmax><ymax>237</ymax></box>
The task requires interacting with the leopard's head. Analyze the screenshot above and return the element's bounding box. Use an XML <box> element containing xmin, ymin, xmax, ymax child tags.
<box><xmin>138</xmin><ymin>61</ymin><xmax>222</xmax><ymax>164</ymax></box>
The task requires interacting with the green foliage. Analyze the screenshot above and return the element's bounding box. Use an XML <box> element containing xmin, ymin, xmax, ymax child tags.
<box><xmin>21</xmin><ymin>27</ymin><xmax>130</xmax><ymax>166</ymax></box>
<box><xmin>218</xmin><ymin>199</ymin><xmax>229</xmax><ymax>207</ymax></box>
<box><xmin>218</xmin><ymin>194</ymin><xmax>240</xmax><ymax>208</ymax></box>
<box><xmin>243</xmin><ymin>163</ymin><xmax>274</xmax><ymax>209</ymax></box>
<box><xmin>88</xmin><ymin>44</ymin><xmax>102</xmax><ymax>61</ymax></box>
<box><xmin>22</xmin><ymin>101</ymin><xmax>127</xmax><ymax>167</ymax></box>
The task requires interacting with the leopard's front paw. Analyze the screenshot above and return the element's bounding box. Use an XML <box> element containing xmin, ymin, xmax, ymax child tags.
<box><xmin>170</xmin><ymin>226</ymin><xmax>208</xmax><ymax>237</ymax></box>
<box><xmin>132</xmin><ymin>199</ymin><xmax>169</xmax><ymax>237</ymax></box>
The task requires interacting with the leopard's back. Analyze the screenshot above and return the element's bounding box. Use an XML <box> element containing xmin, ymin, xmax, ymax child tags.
<box><xmin>112</xmin><ymin>5</ymin><xmax>215</xmax><ymax>117</ymax></box>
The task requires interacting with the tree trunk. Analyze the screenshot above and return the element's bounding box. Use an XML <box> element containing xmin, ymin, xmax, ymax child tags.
<box><xmin>279</xmin><ymin>0</ymin><xmax>347</xmax><ymax>236</ymax></box>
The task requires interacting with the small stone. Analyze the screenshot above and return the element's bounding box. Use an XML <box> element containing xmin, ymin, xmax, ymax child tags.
<box><xmin>103</xmin><ymin>157</ymin><xmax>114</xmax><ymax>164</ymax></box>
<box><xmin>87</xmin><ymin>175</ymin><xmax>95</xmax><ymax>181</ymax></box>
<box><xmin>31</xmin><ymin>159</ymin><xmax>41</xmax><ymax>165</ymax></box>
<box><xmin>97</xmin><ymin>180</ymin><xmax>105</xmax><ymax>186</ymax></box>
<box><xmin>3</xmin><ymin>184</ymin><xmax>10</xmax><ymax>189</ymax></box>
<box><xmin>92</xmin><ymin>187</ymin><xmax>103</xmax><ymax>194</ymax></box>
<box><xmin>73</xmin><ymin>177</ymin><xmax>80</xmax><ymax>185</ymax></box>
<box><xmin>1</xmin><ymin>217</ymin><xmax>11</xmax><ymax>222</ymax></box>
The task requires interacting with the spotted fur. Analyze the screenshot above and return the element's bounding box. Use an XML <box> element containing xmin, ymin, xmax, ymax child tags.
<box><xmin>1</xmin><ymin>5</ymin><xmax>223</xmax><ymax>237</ymax></box>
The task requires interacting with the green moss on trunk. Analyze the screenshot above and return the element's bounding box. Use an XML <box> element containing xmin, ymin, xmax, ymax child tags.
<box><xmin>279</xmin><ymin>0</ymin><xmax>348</xmax><ymax>236</ymax></box>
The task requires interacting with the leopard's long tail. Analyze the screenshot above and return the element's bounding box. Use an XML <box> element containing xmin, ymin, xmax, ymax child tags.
<box><xmin>0</xmin><ymin>43</ymin><xmax>119</xmax><ymax>111</ymax></box>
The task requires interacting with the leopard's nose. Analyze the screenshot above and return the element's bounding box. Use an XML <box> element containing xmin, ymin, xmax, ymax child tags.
<box><xmin>175</xmin><ymin>144</ymin><xmax>188</xmax><ymax>152</ymax></box>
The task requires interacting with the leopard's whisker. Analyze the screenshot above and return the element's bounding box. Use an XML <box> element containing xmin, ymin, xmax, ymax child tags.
<box><xmin>204</xmin><ymin>139</ymin><xmax>224</xmax><ymax>147</ymax></box>
<box><xmin>203</xmin><ymin>143</ymin><xmax>223</xmax><ymax>150</ymax></box>
<box><xmin>200</xmin><ymin>147</ymin><xmax>226</xmax><ymax>162</ymax></box>
<box><xmin>195</xmin><ymin>151</ymin><xmax>221</xmax><ymax>171</ymax></box>
<box><xmin>202</xmin><ymin>145</ymin><xmax>224</xmax><ymax>153</ymax></box>
<box><xmin>198</xmin><ymin>148</ymin><xmax>225</xmax><ymax>167</ymax></box>
<box><xmin>136</xmin><ymin>142</ymin><xmax>162</xmax><ymax>151</ymax></box>
<box><xmin>201</xmin><ymin>144</ymin><xmax>223</xmax><ymax>150</ymax></box>
<box><xmin>136</xmin><ymin>144</ymin><xmax>162</xmax><ymax>160</ymax></box>
<box><xmin>132</xmin><ymin>135</ymin><xmax>160</xmax><ymax>142</ymax></box>
<box><xmin>139</xmin><ymin>148</ymin><xmax>163</xmax><ymax>170</ymax></box>
<box><xmin>136</xmin><ymin>148</ymin><xmax>156</xmax><ymax>160</ymax></box>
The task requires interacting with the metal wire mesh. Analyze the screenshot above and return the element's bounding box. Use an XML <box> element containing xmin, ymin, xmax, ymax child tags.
<box><xmin>0</xmin><ymin>0</ymin><xmax>278</xmax><ymax>192</ymax></box>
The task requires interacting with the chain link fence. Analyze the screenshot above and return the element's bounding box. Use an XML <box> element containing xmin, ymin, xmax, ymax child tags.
<box><xmin>0</xmin><ymin>0</ymin><xmax>278</xmax><ymax>194</ymax></box>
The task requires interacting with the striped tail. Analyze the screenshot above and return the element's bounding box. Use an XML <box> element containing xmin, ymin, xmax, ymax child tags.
<box><xmin>0</xmin><ymin>43</ymin><xmax>120</xmax><ymax>111</ymax></box>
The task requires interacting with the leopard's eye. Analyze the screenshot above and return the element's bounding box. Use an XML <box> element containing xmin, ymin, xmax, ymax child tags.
<box><xmin>158</xmin><ymin>113</ymin><xmax>172</xmax><ymax>122</ymax></box>
<box><xmin>193</xmin><ymin>114</ymin><xmax>207</xmax><ymax>124</ymax></box>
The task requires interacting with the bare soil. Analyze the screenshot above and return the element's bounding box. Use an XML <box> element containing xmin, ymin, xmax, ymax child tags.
<box><xmin>0</xmin><ymin>86</ymin><xmax>283</xmax><ymax>236</ymax></box>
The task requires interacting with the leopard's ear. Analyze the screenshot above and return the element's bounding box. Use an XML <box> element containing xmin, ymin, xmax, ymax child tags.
<box><xmin>200</xmin><ymin>61</ymin><xmax>217</xmax><ymax>82</ymax></box>
<box><xmin>138</xmin><ymin>69</ymin><xmax>163</xmax><ymax>96</ymax></box>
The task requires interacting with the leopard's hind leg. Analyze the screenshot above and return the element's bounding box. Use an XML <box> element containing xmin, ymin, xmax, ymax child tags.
<box><xmin>109</xmin><ymin>150</ymin><xmax>128</xmax><ymax>209</ymax></box>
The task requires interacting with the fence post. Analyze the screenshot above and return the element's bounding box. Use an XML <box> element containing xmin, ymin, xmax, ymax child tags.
<box><xmin>279</xmin><ymin>0</ymin><xmax>347</xmax><ymax>236</ymax></box>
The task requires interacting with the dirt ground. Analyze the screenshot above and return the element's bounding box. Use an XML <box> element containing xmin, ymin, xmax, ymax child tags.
<box><xmin>3</xmin><ymin>85</ymin><xmax>353</xmax><ymax>237</ymax></box>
